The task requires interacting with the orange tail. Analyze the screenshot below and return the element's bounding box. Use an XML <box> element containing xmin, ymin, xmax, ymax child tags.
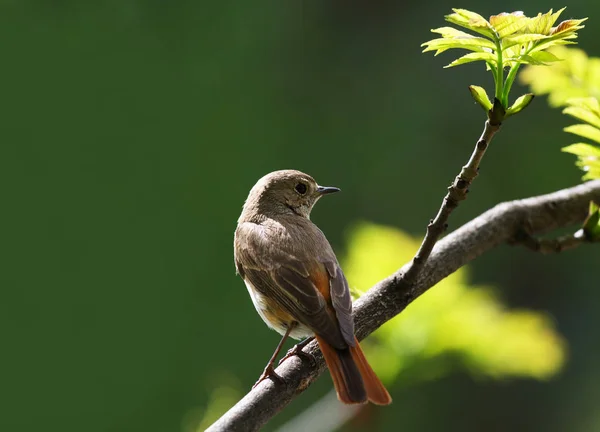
<box><xmin>315</xmin><ymin>335</ymin><xmax>392</xmax><ymax>405</ymax></box>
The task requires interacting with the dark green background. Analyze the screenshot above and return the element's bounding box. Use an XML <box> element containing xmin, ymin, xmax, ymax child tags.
<box><xmin>2</xmin><ymin>1</ymin><xmax>599</xmax><ymax>431</ymax></box>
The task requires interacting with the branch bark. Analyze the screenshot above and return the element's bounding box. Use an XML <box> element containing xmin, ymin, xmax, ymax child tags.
<box><xmin>207</xmin><ymin>179</ymin><xmax>600</xmax><ymax>432</ymax></box>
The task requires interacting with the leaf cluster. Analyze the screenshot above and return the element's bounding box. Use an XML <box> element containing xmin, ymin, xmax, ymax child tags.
<box><xmin>423</xmin><ymin>8</ymin><xmax>586</xmax><ymax>115</ymax></box>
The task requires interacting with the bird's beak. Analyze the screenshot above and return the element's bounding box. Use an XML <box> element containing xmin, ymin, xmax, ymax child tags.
<box><xmin>317</xmin><ymin>185</ymin><xmax>341</xmax><ymax>195</ymax></box>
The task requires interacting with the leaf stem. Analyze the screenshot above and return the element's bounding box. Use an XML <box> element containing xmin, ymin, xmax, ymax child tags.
<box><xmin>494</xmin><ymin>39</ymin><xmax>504</xmax><ymax>103</ymax></box>
<box><xmin>502</xmin><ymin>62</ymin><xmax>522</xmax><ymax>107</ymax></box>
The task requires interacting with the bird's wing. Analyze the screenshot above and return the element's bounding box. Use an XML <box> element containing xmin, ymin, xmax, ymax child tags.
<box><xmin>235</xmin><ymin>222</ymin><xmax>348</xmax><ymax>349</ymax></box>
<box><xmin>323</xmin><ymin>261</ymin><xmax>355</xmax><ymax>347</ymax></box>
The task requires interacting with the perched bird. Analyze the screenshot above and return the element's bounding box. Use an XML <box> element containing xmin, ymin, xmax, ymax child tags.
<box><xmin>234</xmin><ymin>170</ymin><xmax>391</xmax><ymax>405</ymax></box>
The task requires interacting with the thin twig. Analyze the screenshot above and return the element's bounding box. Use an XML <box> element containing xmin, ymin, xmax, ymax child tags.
<box><xmin>402</xmin><ymin>117</ymin><xmax>501</xmax><ymax>287</ymax></box>
<box><xmin>207</xmin><ymin>180</ymin><xmax>600</xmax><ymax>432</ymax></box>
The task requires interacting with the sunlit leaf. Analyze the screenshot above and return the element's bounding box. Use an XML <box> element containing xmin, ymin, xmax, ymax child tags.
<box><xmin>562</xmin><ymin>143</ymin><xmax>600</xmax><ymax>158</ymax></box>
<box><xmin>528</xmin><ymin>50</ymin><xmax>562</xmax><ymax>63</ymax></box>
<box><xmin>564</xmin><ymin>124</ymin><xmax>600</xmax><ymax>144</ymax></box>
<box><xmin>563</xmin><ymin>105</ymin><xmax>600</xmax><ymax>129</ymax></box>
<box><xmin>342</xmin><ymin>222</ymin><xmax>567</xmax><ymax>384</ymax></box>
<box><xmin>526</xmin><ymin>8</ymin><xmax>565</xmax><ymax>35</ymax></box>
<box><xmin>422</xmin><ymin>37</ymin><xmax>495</xmax><ymax>55</ymax></box>
<box><xmin>445</xmin><ymin>52</ymin><xmax>497</xmax><ymax>68</ymax></box>
<box><xmin>505</xmin><ymin>93</ymin><xmax>534</xmax><ymax>117</ymax></box>
<box><xmin>445</xmin><ymin>9</ymin><xmax>495</xmax><ymax>39</ymax></box>
<box><xmin>489</xmin><ymin>12</ymin><xmax>528</xmax><ymax>37</ymax></box>
<box><xmin>562</xmin><ymin>143</ymin><xmax>600</xmax><ymax>180</ymax></box>
<box><xmin>469</xmin><ymin>85</ymin><xmax>493</xmax><ymax>111</ymax></box>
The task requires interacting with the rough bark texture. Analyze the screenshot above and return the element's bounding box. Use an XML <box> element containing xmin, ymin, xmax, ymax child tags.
<box><xmin>207</xmin><ymin>180</ymin><xmax>600</xmax><ymax>432</ymax></box>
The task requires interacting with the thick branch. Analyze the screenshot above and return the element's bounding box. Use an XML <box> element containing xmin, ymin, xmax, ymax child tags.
<box><xmin>208</xmin><ymin>180</ymin><xmax>600</xmax><ymax>432</ymax></box>
<box><xmin>511</xmin><ymin>229</ymin><xmax>588</xmax><ymax>253</ymax></box>
<box><xmin>403</xmin><ymin>119</ymin><xmax>501</xmax><ymax>286</ymax></box>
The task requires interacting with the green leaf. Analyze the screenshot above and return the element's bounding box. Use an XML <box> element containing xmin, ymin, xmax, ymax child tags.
<box><xmin>422</xmin><ymin>37</ymin><xmax>495</xmax><ymax>55</ymax></box>
<box><xmin>431</xmin><ymin>26</ymin><xmax>483</xmax><ymax>39</ymax></box>
<box><xmin>489</xmin><ymin>12</ymin><xmax>528</xmax><ymax>37</ymax></box>
<box><xmin>527</xmin><ymin>8</ymin><xmax>566</xmax><ymax>35</ymax></box>
<box><xmin>561</xmin><ymin>143</ymin><xmax>600</xmax><ymax>157</ymax></box>
<box><xmin>564</xmin><ymin>124</ymin><xmax>600</xmax><ymax>144</ymax></box>
<box><xmin>583</xmin><ymin>201</ymin><xmax>600</xmax><ymax>240</ymax></box>
<box><xmin>505</xmin><ymin>93</ymin><xmax>535</xmax><ymax>117</ymax></box>
<box><xmin>469</xmin><ymin>85</ymin><xmax>493</xmax><ymax>111</ymax></box>
<box><xmin>445</xmin><ymin>9</ymin><xmax>495</xmax><ymax>39</ymax></box>
<box><xmin>445</xmin><ymin>52</ymin><xmax>497</xmax><ymax>68</ymax></box>
<box><xmin>563</xmin><ymin>107</ymin><xmax>600</xmax><ymax>129</ymax></box>
<box><xmin>528</xmin><ymin>50</ymin><xmax>562</xmax><ymax>63</ymax></box>
<box><xmin>503</xmin><ymin>33</ymin><xmax>548</xmax><ymax>45</ymax></box>
<box><xmin>562</xmin><ymin>143</ymin><xmax>600</xmax><ymax>180</ymax></box>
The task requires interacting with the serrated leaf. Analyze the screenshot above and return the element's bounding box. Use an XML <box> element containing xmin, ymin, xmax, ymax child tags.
<box><xmin>564</xmin><ymin>124</ymin><xmax>600</xmax><ymax>144</ymax></box>
<box><xmin>422</xmin><ymin>37</ymin><xmax>495</xmax><ymax>54</ymax></box>
<box><xmin>469</xmin><ymin>85</ymin><xmax>493</xmax><ymax>111</ymax></box>
<box><xmin>551</xmin><ymin>18</ymin><xmax>587</xmax><ymax>36</ymax></box>
<box><xmin>505</xmin><ymin>93</ymin><xmax>535</xmax><ymax>117</ymax></box>
<box><xmin>431</xmin><ymin>27</ymin><xmax>483</xmax><ymax>39</ymax></box>
<box><xmin>446</xmin><ymin>9</ymin><xmax>495</xmax><ymax>39</ymax></box>
<box><xmin>503</xmin><ymin>33</ymin><xmax>548</xmax><ymax>45</ymax></box>
<box><xmin>489</xmin><ymin>12</ymin><xmax>528</xmax><ymax>37</ymax></box>
<box><xmin>527</xmin><ymin>8</ymin><xmax>566</xmax><ymax>35</ymax></box>
<box><xmin>445</xmin><ymin>52</ymin><xmax>497</xmax><ymax>68</ymax></box>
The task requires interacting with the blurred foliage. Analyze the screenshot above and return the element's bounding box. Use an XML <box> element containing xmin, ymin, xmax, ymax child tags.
<box><xmin>343</xmin><ymin>222</ymin><xmax>566</xmax><ymax>385</ymax></box>
<box><xmin>422</xmin><ymin>8</ymin><xmax>586</xmax><ymax>112</ymax></box>
<box><xmin>521</xmin><ymin>46</ymin><xmax>600</xmax><ymax>235</ymax></box>
<box><xmin>520</xmin><ymin>46</ymin><xmax>600</xmax><ymax>106</ymax></box>
<box><xmin>521</xmin><ymin>48</ymin><xmax>600</xmax><ymax>180</ymax></box>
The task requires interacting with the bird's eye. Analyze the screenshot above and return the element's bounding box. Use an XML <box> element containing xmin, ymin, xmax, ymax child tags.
<box><xmin>295</xmin><ymin>183</ymin><xmax>307</xmax><ymax>195</ymax></box>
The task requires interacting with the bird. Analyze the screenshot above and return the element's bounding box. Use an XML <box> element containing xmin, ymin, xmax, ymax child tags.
<box><xmin>233</xmin><ymin>169</ymin><xmax>391</xmax><ymax>405</ymax></box>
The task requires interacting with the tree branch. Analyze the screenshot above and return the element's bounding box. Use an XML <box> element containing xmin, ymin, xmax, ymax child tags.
<box><xmin>511</xmin><ymin>229</ymin><xmax>589</xmax><ymax>253</ymax></box>
<box><xmin>207</xmin><ymin>180</ymin><xmax>600</xmax><ymax>432</ymax></box>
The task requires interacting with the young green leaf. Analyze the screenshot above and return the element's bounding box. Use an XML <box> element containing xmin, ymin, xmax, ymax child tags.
<box><xmin>489</xmin><ymin>12</ymin><xmax>528</xmax><ymax>37</ymax></box>
<box><xmin>505</xmin><ymin>93</ymin><xmax>535</xmax><ymax>117</ymax></box>
<box><xmin>469</xmin><ymin>85</ymin><xmax>493</xmax><ymax>111</ymax></box>
<box><xmin>445</xmin><ymin>52</ymin><xmax>497</xmax><ymax>68</ymax></box>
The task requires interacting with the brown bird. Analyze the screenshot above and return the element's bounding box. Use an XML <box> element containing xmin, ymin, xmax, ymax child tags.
<box><xmin>234</xmin><ymin>170</ymin><xmax>391</xmax><ymax>405</ymax></box>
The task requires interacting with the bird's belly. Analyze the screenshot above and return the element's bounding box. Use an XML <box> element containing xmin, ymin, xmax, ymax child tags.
<box><xmin>244</xmin><ymin>279</ymin><xmax>312</xmax><ymax>340</ymax></box>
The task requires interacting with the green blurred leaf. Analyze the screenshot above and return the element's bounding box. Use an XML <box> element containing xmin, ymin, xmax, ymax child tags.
<box><xmin>564</xmin><ymin>124</ymin><xmax>600</xmax><ymax>144</ymax></box>
<box><xmin>342</xmin><ymin>222</ymin><xmax>567</xmax><ymax>385</ymax></box>
<box><xmin>469</xmin><ymin>85</ymin><xmax>493</xmax><ymax>111</ymax></box>
<box><xmin>562</xmin><ymin>143</ymin><xmax>600</xmax><ymax>180</ymax></box>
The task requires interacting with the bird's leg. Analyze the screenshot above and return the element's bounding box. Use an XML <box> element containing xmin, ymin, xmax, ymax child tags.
<box><xmin>278</xmin><ymin>336</ymin><xmax>316</xmax><ymax>367</ymax></box>
<box><xmin>252</xmin><ymin>323</ymin><xmax>295</xmax><ymax>389</ymax></box>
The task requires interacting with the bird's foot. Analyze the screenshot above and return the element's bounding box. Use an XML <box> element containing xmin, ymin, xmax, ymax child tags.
<box><xmin>278</xmin><ymin>337</ymin><xmax>316</xmax><ymax>367</ymax></box>
<box><xmin>252</xmin><ymin>364</ymin><xmax>285</xmax><ymax>389</ymax></box>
